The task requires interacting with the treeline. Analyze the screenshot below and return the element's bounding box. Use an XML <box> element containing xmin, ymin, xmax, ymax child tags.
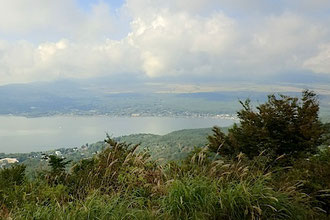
<box><xmin>0</xmin><ymin>90</ymin><xmax>330</xmax><ymax>219</ymax></box>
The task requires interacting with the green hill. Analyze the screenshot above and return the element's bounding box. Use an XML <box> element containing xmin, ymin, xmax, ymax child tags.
<box><xmin>0</xmin><ymin>127</ymin><xmax>228</xmax><ymax>173</ymax></box>
<box><xmin>117</xmin><ymin>128</ymin><xmax>216</xmax><ymax>161</ymax></box>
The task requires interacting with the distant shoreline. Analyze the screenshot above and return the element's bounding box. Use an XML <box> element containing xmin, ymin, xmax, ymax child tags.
<box><xmin>2</xmin><ymin>112</ymin><xmax>330</xmax><ymax>122</ymax></box>
<box><xmin>0</xmin><ymin>113</ymin><xmax>239</xmax><ymax>120</ymax></box>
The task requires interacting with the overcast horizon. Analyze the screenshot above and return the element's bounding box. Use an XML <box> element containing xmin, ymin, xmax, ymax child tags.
<box><xmin>0</xmin><ymin>0</ymin><xmax>330</xmax><ymax>86</ymax></box>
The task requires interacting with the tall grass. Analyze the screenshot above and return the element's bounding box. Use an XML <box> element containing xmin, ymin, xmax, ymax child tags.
<box><xmin>163</xmin><ymin>177</ymin><xmax>218</xmax><ymax>219</ymax></box>
<box><xmin>12</xmin><ymin>192</ymin><xmax>155</xmax><ymax>220</ymax></box>
<box><xmin>1</xmin><ymin>139</ymin><xmax>328</xmax><ymax>220</ymax></box>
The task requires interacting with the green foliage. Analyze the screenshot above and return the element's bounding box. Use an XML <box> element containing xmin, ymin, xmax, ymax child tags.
<box><xmin>217</xmin><ymin>178</ymin><xmax>311</xmax><ymax>220</ymax></box>
<box><xmin>0</xmin><ymin>164</ymin><xmax>26</xmax><ymax>187</ymax></box>
<box><xmin>0</xmin><ymin>164</ymin><xmax>26</xmax><ymax>210</ymax></box>
<box><xmin>275</xmin><ymin>147</ymin><xmax>330</xmax><ymax>215</ymax></box>
<box><xmin>209</xmin><ymin>90</ymin><xmax>323</xmax><ymax>160</ymax></box>
<box><xmin>320</xmin><ymin>122</ymin><xmax>330</xmax><ymax>147</ymax></box>
<box><xmin>164</xmin><ymin>177</ymin><xmax>218</xmax><ymax>220</ymax></box>
<box><xmin>118</xmin><ymin>128</ymin><xmax>214</xmax><ymax>161</ymax></box>
<box><xmin>12</xmin><ymin>192</ymin><xmax>154</xmax><ymax>220</ymax></box>
<box><xmin>207</xmin><ymin>126</ymin><xmax>233</xmax><ymax>156</ymax></box>
<box><xmin>43</xmin><ymin>154</ymin><xmax>71</xmax><ymax>185</ymax></box>
<box><xmin>46</xmin><ymin>155</ymin><xmax>71</xmax><ymax>174</ymax></box>
<box><xmin>66</xmin><ymin>135</ymin><xmax>164</xmax><ymax>200</ymax></box>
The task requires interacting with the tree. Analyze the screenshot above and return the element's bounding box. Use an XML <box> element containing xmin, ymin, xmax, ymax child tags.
<box><xmin>46</xmin><ymin>155</ymin><xmax>71</xmax><ymax>174</ymax></box>
<box><xmin>208</xmin><ymin>90</ymin><xmax>323</xmax><ymax>159</ymax></box>
<box><xmin>207</xmin><ymin>126</ymin><xmax>233</xmax><ymax>155</ymax></box>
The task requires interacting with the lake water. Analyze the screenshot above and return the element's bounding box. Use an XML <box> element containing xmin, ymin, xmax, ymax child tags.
<box><xmin>0</xmin><ymin>116</ymin><xmax>236</xmax><ymax>153</ymax></box>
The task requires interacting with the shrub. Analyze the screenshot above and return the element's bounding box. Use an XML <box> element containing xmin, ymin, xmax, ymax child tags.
<box><xmin>208</xmin><ymin>90</ymin><xmax>323</xmax><ymax>160</ymax></box>
<box><xmin>0</xmin><ymin>164</ymin><xmax>26</xmax><ymax>209</ymax></box>
<box><xmin>0</xmin><ymin>164</ymin><xmax>26</xmax><ymax>187</ymax></box>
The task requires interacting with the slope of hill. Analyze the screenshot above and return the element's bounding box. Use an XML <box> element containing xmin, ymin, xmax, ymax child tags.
<box><xmin>0</xmin><ymin>128</ymin><xmax>224</xmax><ymax>173</ymax></box>
<box><xmin>117</xmin><ymin>128</ymin><xmax>217</xmax><ymax>161</ymax></box>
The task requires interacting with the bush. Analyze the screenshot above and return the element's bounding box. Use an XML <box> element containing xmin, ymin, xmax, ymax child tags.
<box><xmin>208</xmin><ymin>90</ymin><xmax>323</xmax><ymax>160</ymax></box>
<box><xmin>0</xmin><ymin>164</ymin><xmax>26</xmax><ymax>209</ymax></box>
<box><xmin>0</xmin><ymin>164</ymin><xmax>26</xmax><ymax>187</ymax></box>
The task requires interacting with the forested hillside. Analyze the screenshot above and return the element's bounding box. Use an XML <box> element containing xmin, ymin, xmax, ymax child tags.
<box><xmin>0</xmin><ymin>128</ymin><xmax>218</xmax><ymax>174</ymax></box>
<box><xmin>117</xmin><ymin>128</ymin><xmax>222</xmax><ymax>161</ymax></box>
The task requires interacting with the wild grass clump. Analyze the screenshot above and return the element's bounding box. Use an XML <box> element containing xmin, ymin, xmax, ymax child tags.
<box><xmin>12</xmin><ymin>192</ymin><xmax>154</xmax><ymax>220</ymax></box>
<box><xmin>163</xmin><ymin>177</ymin><xmax>218</xmax><ymax>219</ymax></box>
<box><xmin>65</xmin><ymin>136</ymin><xmax>165</xmax><ymax>200</ymax></box>
<box><xmin>183</xmin><ymin>150</ymin><xmax>317</xmax><ymax>220</ymax></box>
<box><xmin>273</xmin><ymin>147</ymin><xmax>330</xmax><ymax>216</ymax></box>
<box><xmin>216</xmin><ymin>178</ymin><xmax>310</xmax><ymax>220</ymax></box>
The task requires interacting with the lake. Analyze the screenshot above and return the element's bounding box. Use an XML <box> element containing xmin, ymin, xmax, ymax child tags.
<box><xmin>0</xmin><ymin>116</ymin><xmax>236</xmax><ymax>153</ymax></box>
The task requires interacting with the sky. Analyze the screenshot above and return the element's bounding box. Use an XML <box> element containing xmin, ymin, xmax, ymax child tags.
<box><xmin>0</xmin><ymin>0</ymin><xmax>330</xmax><ymax>85</ymax></box>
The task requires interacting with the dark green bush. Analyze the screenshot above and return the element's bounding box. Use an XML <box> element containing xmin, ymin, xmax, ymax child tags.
<box><xmin>0</xmin><ymin>164</ymin><xmax>26</xmax><ymax>209</ymax></box>
<box><xmin>208</xmin><ymin>90</ymin><xmax>323</xmax><ymax>161</ymax></box>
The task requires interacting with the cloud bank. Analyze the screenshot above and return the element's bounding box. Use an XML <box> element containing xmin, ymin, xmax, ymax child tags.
<box><xmin>0</xmin><ymin>0</ymin><xmax>330</xmax><ymax>85</ymax></box>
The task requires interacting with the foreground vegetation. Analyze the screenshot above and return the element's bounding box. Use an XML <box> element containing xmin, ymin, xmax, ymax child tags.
<box><xmin>1</xmin><ymin>90</ymin><xmax>330</xmax><ymax>219</ymax></box>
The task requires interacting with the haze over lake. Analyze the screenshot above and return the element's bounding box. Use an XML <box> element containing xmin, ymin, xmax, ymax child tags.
<box><xmin>0</xmin><ymin>116</ymin><xmax>236</xmax><ymax>153</ymax></box>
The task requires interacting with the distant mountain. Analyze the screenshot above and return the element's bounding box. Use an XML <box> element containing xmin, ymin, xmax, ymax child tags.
<box><xmin>0</xmin><ymin>80</ymin><xmax>238</xmax><ymax>117</ymax></box>
<box><xmin>1</xmin><ymin>79</ymin><xmax>330</xmax><ymax>119</ymax></box>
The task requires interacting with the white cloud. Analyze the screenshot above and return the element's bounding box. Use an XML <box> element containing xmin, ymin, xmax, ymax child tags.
<box><xmin>0</xmin><ymin>0</ymin><xmax>330</xmax><ymax>85</ymax></box>
<box><xmin>38</xmin><ymin>40</ymin><xmax>68</xmax><ymax>62</ymax></box>
<box><xmin>0</xmin><ymin>0</ymin><xmax>122</xmax><ymax>41</ymax></box>
<box><xmin>0</xmin><ymin>37</ymin><xmax>144</xmax><ymax>84</ymax></box>
<box><xmin>304</xmin><ymin>44</ymin><xmax>330</xmax><ymax>74</ymax></box>
<box><xmin>129</xmin><ymin>11</ymin><xmax>236</xmax><ymax>77</ymax></box>
<box><xmin>0</xmin><ymin>0</ymin><xmax>81</xmax><ymax>34</ymax></box>
<box><xmin>236</xmin><ymin>12</ymin><xmax>328</xmax><ymax>74</ymax></box>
